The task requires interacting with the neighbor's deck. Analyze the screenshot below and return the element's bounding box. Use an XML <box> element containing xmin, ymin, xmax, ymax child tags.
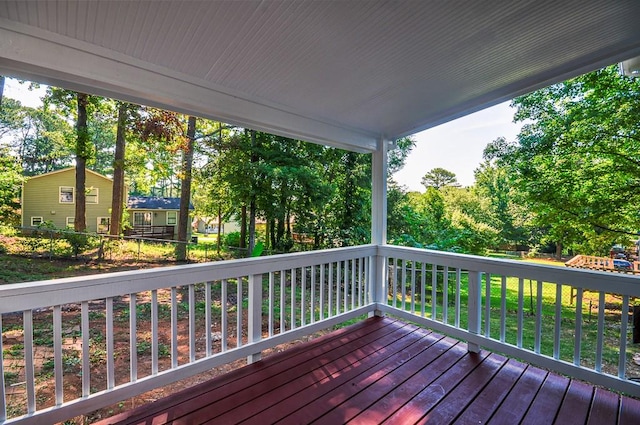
<box><xmin>98</xmin><ymin>317</ymin><xmax>640</xmax><ymax>424</ymax></box>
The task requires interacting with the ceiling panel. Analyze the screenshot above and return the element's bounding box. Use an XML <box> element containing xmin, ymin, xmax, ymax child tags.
<box><xmin>0</xmin><ymin>0</ymin><xmax>639</xmax><ymax>151</ymax></box>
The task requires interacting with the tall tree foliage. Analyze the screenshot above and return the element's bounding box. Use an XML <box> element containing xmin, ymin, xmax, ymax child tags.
<box><xmin>488</xmin><ymin>65</ymin><xmax>640</xmax><ymax>255</ymax></box>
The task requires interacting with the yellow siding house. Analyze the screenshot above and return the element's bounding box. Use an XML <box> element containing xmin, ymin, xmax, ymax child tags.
<box><xmin>21</xmin><ymin>168</ymin><xmax>114</xmax><ymax>233</ymax></box>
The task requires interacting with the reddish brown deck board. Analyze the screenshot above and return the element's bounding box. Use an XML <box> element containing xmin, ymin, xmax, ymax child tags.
<box><xmin>413</xmin><ymin>353</ymin><xmax>508</xmax><ymax>425</ymax></box>
<box><xmin>452</xmin><ymin>359</ymin><xmax>526</xmax><ymax>424</ymax></box>
<box><xmin>555</xmin><ymin>380</ymin><xmax>595</xmax><ymax>425</ymax></box>
<box><xmin>240</xmin><ymin>327</ymin><xmax>442</xmax><ymax>425</ymax></box>
<box><xmin>96</xmin><ymin>317</ymin><xmax>640</xmax><ymax>425</ymax></box>
<box><xmin>486</xmin><ymin>365</ymin><xmax>548</xmax><ymax>425</ymax></box>
<box><xmin>520</xmin><ymin>373</ymin><xmax>570</xmax><ymax>425</ymax></box>
<box><xmin>206</xmin><ymin>324</ymin><xmax>431</xmax><ymax>424</ymax></box>
<box><xmin>588</xmin><ymin>387</ymin><xmax>620</xmax><ymax>425</ymax></box>
<box><xmin>619</xmin><ymin>395</ymin><xmax>640</xmax><ymax>424</ymax></box>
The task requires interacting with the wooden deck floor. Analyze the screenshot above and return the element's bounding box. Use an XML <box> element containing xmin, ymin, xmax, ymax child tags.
<box><xmin>97</xmin><ymin>316</ymin><xmax>640</xmax><ymax>425</ymax></box>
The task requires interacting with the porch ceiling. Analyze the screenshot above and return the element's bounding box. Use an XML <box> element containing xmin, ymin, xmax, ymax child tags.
<box><xmin>1</xmin><ymin>1</ymin><xmax>640</xmax><ymax>152</ymax></box>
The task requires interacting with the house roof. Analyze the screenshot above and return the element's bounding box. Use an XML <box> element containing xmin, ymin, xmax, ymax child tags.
<box><xmin>127</xmin><ymin>196</ymin><xmax>193</xmax><ymax>211</ymax></box>
<box><xmin>26</xmin><ymin>167</ymin><xmax>113</xmax><ymax>183</ymax></box>
<box><xmin>1</xmin><ymin>2</ymin><xmax>640</xmax><ymax>152</ymax></box>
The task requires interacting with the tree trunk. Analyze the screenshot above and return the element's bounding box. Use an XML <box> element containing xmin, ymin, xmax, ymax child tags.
<box><xmin>217</xmin><ymin>206</ymin><xmax>222</xmax><ymax>254</ymax></box>
<box><xmin>74</xmin><ymin>92</ymin><xmax>89</xmax><ymax>232</ymax></box>
<box><xmin>240</xmin><ymin>205</ymin><xmax>247</xmax><ymax>249</ymax></box>
<box><xmin>110</xmin><ymin>102</ymin><xmax>127</xmax><ymax>236</ymax></box>
<box><xmin>555</xmin><ymin>241</ymin><xmax>563</xmax><ymax>260</ymax></box>
<box><xmin>176</xmin><ymin>116</ymin><xmax>196</xmax><ymax>261</ymax></box>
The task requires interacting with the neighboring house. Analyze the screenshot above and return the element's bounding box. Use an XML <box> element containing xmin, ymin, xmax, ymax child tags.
<box><xmin>22</xmin><ymin>168</ymin><xmax>193</xmax><ymax>239</ymax></box>
<box><xmin>126</xmin><ymin>196</ymin><xmax>194</xmax><ymax>239</ymax></box>
<box><xmin>21</xmin><ymin>167</ymin><xmax>114</xmax><ymax>233</ymax></box>
<box><xmin>192</xmin><ymin>216</ymin><xmax>240</xmax><ymax>234</ymax></box>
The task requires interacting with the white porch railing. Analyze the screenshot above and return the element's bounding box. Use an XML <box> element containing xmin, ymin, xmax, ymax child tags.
<box><xmin>379</xmin><ymin>245</ymin><xmax>640</xmax><ymax>399</ymax></box>
<box><xmin>1</xmin><ymin>244</ymin><xmax>639</xmax><ymax>424</ymax></box>
<box><xmin>0</xmin><ymin>246</ymin><xmax>375</xmax><ymax>424</ymax></box>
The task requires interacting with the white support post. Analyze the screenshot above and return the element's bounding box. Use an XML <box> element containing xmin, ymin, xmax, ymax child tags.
<box><xmin>371</xmin><ymin>137</ymin><xmax>388</xmax><ymax>316</ymax></box>
<box><xmin>467</xmin><ymin>271</ymin><xmax>482</xmax><ymax>353</ymax></box>
<box><xmin>248</xmin><ymin>273</ymin><xmax>263</xmax><ymax>363</ymax></box>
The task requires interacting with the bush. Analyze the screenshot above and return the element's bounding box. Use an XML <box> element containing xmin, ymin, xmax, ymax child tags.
<box><xmin>225</xmin><ymin>231</ymin><xmax>242</xmax><ymax>248</ymax></box>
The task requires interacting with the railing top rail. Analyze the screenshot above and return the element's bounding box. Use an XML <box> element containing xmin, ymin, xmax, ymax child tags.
<box><xmin>379</xmin><ymin>245</ymin><xmax>640</xmax><ymax>295</ymax></box>
<box><xmin>0</xmin><ymin>245</ymin><xmax>377</xmax><ymax>313</ymax></box>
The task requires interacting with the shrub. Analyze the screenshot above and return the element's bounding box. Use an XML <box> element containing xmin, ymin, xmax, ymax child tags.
<box><xmin>225</xmin><ymin>231</ymin><xmax>242</xmax><ymax>247</ymax></box>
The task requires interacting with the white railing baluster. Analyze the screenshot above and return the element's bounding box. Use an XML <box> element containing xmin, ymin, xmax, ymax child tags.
<box><xmin>401</xmin><ymin>259</ymin><xmax>406</xmax><ymax>311</ymax></box>
<box><xmin>484</xmin><ymin>273</ymin><xmax>491</xmax><ymax>337</ymax></box>
<box><xmin>351</xmin><ymin>259</ymin><xmax>356</xmax><ymax>310</ymax></box>
<box><xmin>311</xmin><ymin>265</ymin><xmax>316</xmax><ymax>323</ymax></box>
<box><xmin>328</xmin><ymin>262</ymin><xmax>333</xmax><ymax>317</ymax></box>
<box><xmin>535</xmin><ymin>281</ymin><xmax>542</xmax><ymax>354</ymax></box>
<box><xmin>171</xmin><ymin>287</ymin><xmax>178</xmax><ymax>367</ymax></box>
<box><xmin>81</xmin><ymin>301</ymin><xmax>90</xmax><ymax>396</ymax></box>
<box><xmin>554</xmin><ymin>284</ymin><xmax>562</xmax><ymax>360</ymax></box>
<box><xmin>301</xmin><ymin>266</ymin><xmax>306</xmax><ymax>326</ymax></box>
<box><xmin>248</xmin><ymin>273</ymin><xmax>263</xmax><ymax>363</ymax></box>
<box><xmin>189</xmin><ymin>284</ymin><xmax>196</xmax><ymax>362</ymax></box>
<box><xmin>280</xmin><ymin>272</ymin><xmax>285</xmax><ymax>332</ymax></box>
<box><xmin>221</xmin><ymin>279</ymin><xmax>228</xmax><ymax>352</ymax></box>
<box><xmin>237</xmin><ymin>277</ymin><xmax>243</xmax><ymax>348</ymax></box>
<box><xmin>421</xmin><ymin>263</ymin><xmax>426</xmax><ymax>318</ymax></box>
<box><xmin>431</xmin><ymin>264</ymin><xmax>437</xmax><ymax>320</ymax></box>
<box><xmin>23</xmin><ymin>310</ymin><xmax>35</xmax><ymax>414</ymax></box>
<box><xmin>619</xmin><ymin>295</ymin><xmax>629</xmax><ymax>379</ymax></box>
<box><xmin>467</xmin><ymin>271</ymin><xmax>482</xmax><ymax>353</ymax></box>
<box><xmin>390</xmin><ymin>258</ymin><xmax>396</xmax><ymax>308</ymax></box>
<box><xmin>358</xmin><ymin>257</ymin><xmax>363</xmax><ymax>307</ymax></box>
<box><xmin>152</xmin><ymin>289</ymin><xmax>159</xmax><ymax>373</ymax></box>
<box><xmin>291</xmin><ymin>268</ymin><xmax>297</xmax><ymax>328</ymax></box>
<box><xmin>320</xmin><ymin>263</ymin><xmax>325</xmax><ymax>319</ymax></box>
<box><xmin>574</xmin><ymin>288</ymin><xmax>584</xmax><ymax>366</ymax></box>
<box><xmin>410</xmin><ymin>261</ymin><xmax>416</xmax><ymax>314</ymax></box>
<box><xmin>517</xmin><ymin>277</ymin><xmax>524</xmax><ymax>348</ymax></box>
<box><xmin>500</xmin><ymin>276</ymin><xmax>507</xmax><ymax>342</ymax></box>
<box><xmin>268</xmin><ymin>272</ymin><xmax>275</xmax><ymax>336</ymax></box>
<box><xmin>336</xmin><ymin>262</ymin><xmax>341</xmax><ymax>315</ymax></box>
<box><xmin>455</xmin><ymin>268</ymin><xmax>461</xmax><ymax>328</ymax></box>
<box><xmin>205</xmin><ymin>283</ymin><xmax>212</xmax><ymax>356</ymax></box>
<box><xmin>106</xmin><ymin>297</ymin><xmax>114</xmax><ymax>389</ymax></box>
<box><xmin>130</xmin><ymin>293</ymin><xmax>137</xmax><ymax>382</ymax></box>
<box><xmin>595</xmin><ymin>291</ymin><xmax>605</xmax><ymax>372</ymax></box>
<box><xmin>53</xmin><ymin>305</ymin><xmax>63</xmax><ymax>404</ymax></box>
<box><xmin>443</xmin><ymin>266</ymin><xmax>449</xmax><ymax>324</ymax></box>
<box><xmin>344</xmin><ymin>261</ymin><xmax>349</xmax><ymax>312</ymax></box>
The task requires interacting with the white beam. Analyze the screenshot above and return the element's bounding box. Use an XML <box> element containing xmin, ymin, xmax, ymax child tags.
<box><xmin>0</xmin><ymin>19</ymin><xmax>378</xmax><ymax>153</ymax></box>
<box><xmin>371</xmin><ymin>137</ymin><xmax>387</xmax><ymax>245</ymax></box>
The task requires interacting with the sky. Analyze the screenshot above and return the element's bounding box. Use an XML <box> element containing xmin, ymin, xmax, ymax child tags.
<box><xmin>393</xmin><ymin>102</ymin><xmax>523</xmax><ymax>191</ymax></box>
<box><xmin>4</xmin><ymin>78</ymin><xmax>522</xmax><ymax>189</ymax></box>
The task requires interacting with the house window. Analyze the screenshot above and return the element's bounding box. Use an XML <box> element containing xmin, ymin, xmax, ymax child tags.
<box><xmin>31</xmin><ymin>217</ymin><xmax>43</xmax><ymax>227</ymax></box>
<box><xmin>97</xmin><ymin>217</ymin><xmax>110</xmax><ymax>234</ymax></box>
<box><xmin>86</xmin><ymin>187</ymin><xmax>99</xmax><ymax>204</ymax></box>
<box><xmin>59</xmin><ymin>186</ymin><xmax>74</xmax><ymax>203</ymax></box>
<box><xmin>167</xmin><ymin>211</ymin><xmax>177</xmax><ymax>225</ymax></box>
<box><xmin>66</xmin><ymin>217</ymin><xmax>75</xmax><ymax>228</ymax></box>
<box><xmin>133</xmin><ymin>212</ymin><xmax>152</xmax><ymax>226</ymax></box>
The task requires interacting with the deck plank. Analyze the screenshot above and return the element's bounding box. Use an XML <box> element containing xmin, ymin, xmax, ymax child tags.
<box><xmin>619</xmin><ymin>395</ymin><xmax>640</xmax><ymax>424</ymax></box>
<box><xmin>452</xmin><ymin>359</ymin><xmax>526</xmax><ymax>424</ymax></box>
<box><xmin>520</xmin><ymin>373</ymin><xmax>570</xmax><ymax>425</ymax></box>
<box><xmin>94</xmin><ymin>317</ymin><xmax>640</xmax><ymax>425</ymax></box>
<box><xmin>555</xmin><ymin>379</ymin><xmax>594</xmax><ymax>425</ymax></box>
<box><xmin>380</xmin><ymin>349</ymin><xmax>490</xmax><ymax>424</ymax></box>
<box><xmin>483</xmin><ymin>365</ymin><xmax>547</xmax><ymax>425</ymax></box>
<box><xmin>587</xmin><ymin>387</ymin><xmax>620</xmax><ymax>425</ymax></box>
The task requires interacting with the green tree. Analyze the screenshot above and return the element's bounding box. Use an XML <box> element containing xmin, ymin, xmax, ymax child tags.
<box><xmin>421</xmin><ymin>167</ymin><xmax>459</xmax><ymax>189</ymax></box>
<box><xmin>0</xmin><ymin>146</ymin><xmax>23</xmax><ymax>225</ymax></box>
<box><xmin>488</xmin><ymin>65</ymin><xmax>640</xmax><ymax>256</ymax></box>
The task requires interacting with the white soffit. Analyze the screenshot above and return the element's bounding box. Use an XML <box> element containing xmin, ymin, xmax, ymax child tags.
<box><xmin>0</xmin><ymin>1</ymin><xmax>640</xmax><ymax>153</ymax></box>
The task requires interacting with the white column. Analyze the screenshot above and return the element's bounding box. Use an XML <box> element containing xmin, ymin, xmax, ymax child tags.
<box><xmin>371</xmin><ymin>137</ymin><xmax>388</xmax><ymax>315</ymax></box>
